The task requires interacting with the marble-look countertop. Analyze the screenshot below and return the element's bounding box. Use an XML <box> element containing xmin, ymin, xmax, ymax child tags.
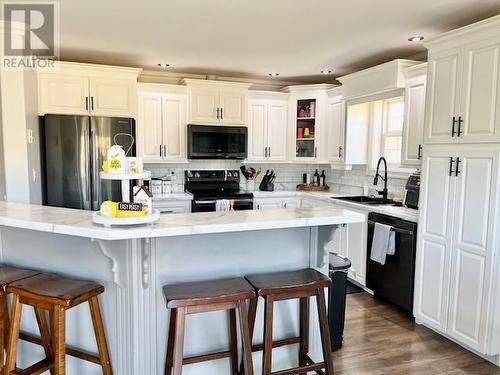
<box><xmin>250</xmin><ymin>190</ymin><xmax>419</xmax><ymax>222</ymax></box>
<box><xmin>0</xmin><ymin>202</ymin><xmax>365</xmax><ymax>241</ymax></box>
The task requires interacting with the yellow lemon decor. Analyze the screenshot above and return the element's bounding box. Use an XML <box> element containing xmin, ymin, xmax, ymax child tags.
<box><xmin>100</xmin><ymin>201</ymin><xmax>118</xmax><ymax>218</ymax></box>
<box><xmin>102</xmin><ymin>160</ymin><xmax>109</xmax><ymax>173</ymax></box>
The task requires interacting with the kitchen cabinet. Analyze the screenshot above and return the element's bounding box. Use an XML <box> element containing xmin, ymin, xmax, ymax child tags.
<box><xmin>282</xmin><ymin>198</ymin><xmax>300</xmax><ymax>209</ymax></box>
<box><xmin>247</xmin><ymin>98</ymin><xmax>287</xmax><ymax>161</ymax></box>
<box><xmin>401</xmin><ymin>64</ymin><xmax>427</xmax><ymax>166</ymax></box>
<box><xmin>184</xmin><ymin>79</ymin><xmax>250</xmax><ymax>125</ymax></box>
<box><xmin>326</xmin><ymin>96</ymin><xmax>346</xmax><ymax>163</ymax></box>
<box><xmin>424</xmin><ymin>24</ymin><xmax>500</xmax><ymax>144</ymax></box>
<box><xmin>254</xmin><ymin>197</ymin><xmax>283</xmax><ymax>210</ymax></box>
<box><xmin>283</xmin><ymin>85</ymin><xmax>332</xmax><ymax>162</ymax></box>
<box><xmin>414</xmin><ymin>144</ymin><xmax>500</xmax><ymax>354</ymax></box>
<box><xmin>154</xmin><ymin>200</ymin><xmax>191</xmax><ymax>214</ymax></box>
<box><xmin>137</xmin><ymin>88</ymin><xmax>187</xmax><ymax>162</ymax></box>
<box><xmin>38</xmin><ymin>62</ymin><xmax>141</xmax><ymax>118</ymax></box>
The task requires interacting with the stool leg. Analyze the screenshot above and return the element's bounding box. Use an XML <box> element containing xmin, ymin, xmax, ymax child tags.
<box><xmin>164</xmin><ymin>308</ymin><xmax>177</xmax><ymax>375</ymax></box>
<box><xmin>238</xmin><ymin>300</ymin><xmax>254</xmax><ymax>375</ymax></box>
<box><xmin>52</xmin><ymin>305</ymin><xmax>66</xmax><ymax>375</ymax></box>
<box><xmin>172</xmin><ymin>306</ymin><xmax>186</xmax><ymax>375</ymax></box>
<box><xmin>34</xmin><ymin>307</ymin><xmax>55</xmax><ymax>375</ymax></box>
<box><xmin>0</xmin><ymin>293</ymin><xmax>8</xmax><ymax>370</ymax></box>
<box><xmin>89</xmin><ymin>296</ymin><xmax>113</xmax><ymax>375</ymax></box>
<box><xmin>239</xmin><ymin>297</ymin><xmax>257</xmax><ymax>374</ymax></box>
<box><xmin>299</xmin><ymin>297</ymin><xmax>309</xmax><ymax>375</ymax></box>
<box><xmin>229</xmin><ymin>309</ymin><xmax>238</xmax><ymax>375</ymax></box>
<box><xmin>316</xmin><ymin>288</ymin><xmax>334</xmax><ymax>375</ymax></box>
<box><xmin>5</xmin><ymin>294</ymin><xmax>22</xmax><ymax>374</ymax></box>
<box><xmin>262</xmin><ymin>296</ymin><xmax>274</xmax><ymax>375</ymax></box>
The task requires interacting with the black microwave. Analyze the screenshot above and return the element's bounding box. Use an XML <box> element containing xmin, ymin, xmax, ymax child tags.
<box><xmin>187</xmin><ymin>124</ymin><xmax>247</xmax><ymax>160</ymax></box>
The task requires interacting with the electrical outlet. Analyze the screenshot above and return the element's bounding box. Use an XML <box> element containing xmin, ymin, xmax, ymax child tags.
<box><xmin>27</xmin><ymin>129</ymin><xmax>34</xmax><ymax>144</ymax></box>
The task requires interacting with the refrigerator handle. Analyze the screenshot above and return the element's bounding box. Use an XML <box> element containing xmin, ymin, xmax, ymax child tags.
<box><xmin>91</xmin><ymin>127</ymin><xmax>100</xmax><ymax>210</ymax></box>
<box><xmin>82</xmin><ymin>126</ymin><xmax>92</xmax><ymax>210</ymax></box>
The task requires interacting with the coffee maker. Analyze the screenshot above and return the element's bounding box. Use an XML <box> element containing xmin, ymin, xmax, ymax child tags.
<box><xmin>403</xmin><ymin>171</ymin><xmax>420</xmax><ymax>209</ymax></box>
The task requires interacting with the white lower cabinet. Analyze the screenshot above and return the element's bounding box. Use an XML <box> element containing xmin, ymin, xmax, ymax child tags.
<box><xmin>254</xmin><ymin>197</ymin><xmax>283</xmax><ymax>210</ymax></box>
<box><xmin>154</xmin><ymin>200</ymin><xmax>191</xmax><ymax>214</ymax></box>
<box><xmin>414</xmin><ymin>144</ymin><xmax>500</xmax><ymax>355</ymax></box>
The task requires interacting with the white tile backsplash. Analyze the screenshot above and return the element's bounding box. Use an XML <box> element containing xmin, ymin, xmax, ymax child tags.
<box><xmin>146</xmin><ymin>162</ymin><xmax>410</xmax><ymax>197</ymax></box>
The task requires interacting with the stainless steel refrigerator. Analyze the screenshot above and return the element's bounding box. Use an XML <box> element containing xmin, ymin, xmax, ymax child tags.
<box><xmin>42</xmin><ymin>115</ymin><xmax>136</xmax><ymax>210</ymax></box>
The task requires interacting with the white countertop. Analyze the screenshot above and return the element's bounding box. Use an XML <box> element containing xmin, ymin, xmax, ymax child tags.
<box><xmin>0</xmin><ymin>202</ymin><xmax>365</xmax><ymax>241</ymax></box>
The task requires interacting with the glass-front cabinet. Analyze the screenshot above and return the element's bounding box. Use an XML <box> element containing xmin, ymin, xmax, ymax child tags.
<box><xmin>295</xmin><ymin>99</ymin><xmax>317</xmax><ymax>158</ymax></box>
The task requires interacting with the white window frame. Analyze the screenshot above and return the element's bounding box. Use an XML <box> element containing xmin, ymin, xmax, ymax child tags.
<box><xmin>367</xmin><ymin>97</ymin><xmax>414</xmax><ymax>177</ymax></box>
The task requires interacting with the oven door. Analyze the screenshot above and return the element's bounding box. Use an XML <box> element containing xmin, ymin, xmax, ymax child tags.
<box><xmin>232</xmin><ymin>198</ymin><xmax>253</xmax><ymax>211</ymax></box>
<box><xmin>191</xmin><ymin>199</ymin><xmax>216</xmax><ymax>212</ymax></box>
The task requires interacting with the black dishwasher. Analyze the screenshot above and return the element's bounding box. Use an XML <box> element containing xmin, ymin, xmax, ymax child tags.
<box><xmin>366</xmin><ymin>212</ymin><xmax>417</xmax><ymax>313</ymax></box>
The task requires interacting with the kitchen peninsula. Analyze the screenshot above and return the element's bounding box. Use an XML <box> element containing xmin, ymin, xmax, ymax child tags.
<box><xmin>0</xmin><ymin>202</ymin><xmax>364</xmax><ymax>375</ymax></box>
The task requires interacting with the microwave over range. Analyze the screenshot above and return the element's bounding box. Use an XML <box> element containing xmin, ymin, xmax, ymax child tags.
<box><xmin>187</xmin><ymin>124</ymin><xmax>247</xmax><ymax>160</ymax></box>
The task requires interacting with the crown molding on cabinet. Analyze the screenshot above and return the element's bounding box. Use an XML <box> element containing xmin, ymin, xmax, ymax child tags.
<box><xmin>402</xmin><ymin>62</ymin><xmax>428</xmax><ymax>80</ymax></box>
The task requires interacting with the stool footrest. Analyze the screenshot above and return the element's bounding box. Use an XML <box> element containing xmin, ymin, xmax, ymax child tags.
<box><xmin>183</xmin><ymin>349</ymin><xmax>232</xmax><ymax>365</ymax></box>
<box><xmin>10</xmin><ymin>358</ymin><xmax>53</xmax><ymax>375</ymax></box>
<box><xmin>271</xmin><ymin>361</ymin><xmax>326</xmax><ymax>375</ymax></box>
<box><xmin>19</xmin><ymin>331</ymin><xmax>101</xmax><ymax>365</ymax></box>
<box><xmin>304</xmin><ymin>354</ymin><xmax>326</xmax><ymax>375</ymax></box>
<box><xmin>251</xmin><ymin>336</ymin><xmax>301</xmax><ymax>352</ymax></box>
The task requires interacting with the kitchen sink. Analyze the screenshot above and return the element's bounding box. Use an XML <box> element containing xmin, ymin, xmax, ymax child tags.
<box><xmin>334</xmin><ymin>196</ymin><xmax>401</xmax><ymax>206</ymax></box>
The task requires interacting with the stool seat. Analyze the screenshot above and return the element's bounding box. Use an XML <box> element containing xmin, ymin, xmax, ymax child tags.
<box><xmin>0</xmin><ymin>265</ymin><xmax>39</xmax><ymax>292</ymax></box>
<box><xmin>245</xmin><ymin>268</ymin><xmax>331</xmax><ymax>296</ymax></box>
<box><xmin>7</xmin><ymin>273</ymin><xmax>104</xmax><ymax>308</ymax></box>
<box><xmin>164</xmin><ymin>277</ymin><xmax>255</xmax><ymax>308</ymax></box>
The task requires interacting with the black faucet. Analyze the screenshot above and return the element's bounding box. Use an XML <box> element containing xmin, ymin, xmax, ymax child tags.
<box><xmin>373</xmin><ymin>157</ymin><xmax>388</xmax><ymax>201</ymax></box>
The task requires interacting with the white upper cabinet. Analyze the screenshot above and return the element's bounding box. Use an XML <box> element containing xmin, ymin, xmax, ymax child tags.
<box><xmin>401</xmin><ymin>64</ymin><xmax>427</xmax><ymax>166</ymax></box>
<box><xmin>38</xmin><ymin>73</ymin><xmax>89</xmax><ymax>115</ymax></box>
<box><xmin>89</xmin><ymin>77</ymin><xmax>137</xmax><ymax>118</ymax></box>
<box><xmin>38</xmin><ymin>62</ymin><xmax>141</xmax><ymax>118</ymax></box>
<box><xmin>326</xmin><ymin>96</ymin><xmax>346</xmax><ymax>163</ymax></box>
<box><xmin>137</xmin><ymin>93</ymin><xmax>163</xmax><ymax>162</ymax></box>
<box><xmin>247</xmin><ymin>96</ymin><xmax>288</xmax><ymax>162</ymax></box>
<box><xmin>137</xmin><ymin>85</ymin><xmax>187</xmax><ymax>162</ymax></box>
<box><xmin>184</xmin><ymin>80</ymin><xmax>250</xmax><ymax>125</ymax></box>
<box><xmin>424</xmin><ymin>19</ymin><xmax>500</xmax><ymax>144</ymax></box>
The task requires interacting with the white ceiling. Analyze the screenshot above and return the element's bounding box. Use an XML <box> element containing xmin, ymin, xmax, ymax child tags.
<box><xmin>59</xmin><ymin>0</ymin><xmax>500</xmax><ymax>83</ymax></box>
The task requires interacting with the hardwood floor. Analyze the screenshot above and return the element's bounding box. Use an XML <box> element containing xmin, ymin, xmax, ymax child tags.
<box><xmin>332</xmin><ymin>293</ymin><xmax>500</xmax><ymax>374</ymax></box>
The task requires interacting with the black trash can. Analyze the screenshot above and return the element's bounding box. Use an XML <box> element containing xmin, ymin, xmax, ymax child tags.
<box><xmin>328</xmin><ymin>253</ymin><xmax>351</xmax><ymax>351</ymax></box>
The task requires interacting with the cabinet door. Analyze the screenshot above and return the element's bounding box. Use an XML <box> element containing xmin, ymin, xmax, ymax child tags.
<box><xmin>282</xmin><ymin>198</ymin><xmax>300</xmax><ymax>209</ymax></box>
<box><xmin>162</xmin><ymin>95</ymin><xmax>186</xmax><ymax>161</ymax></box>
<box><xmin>267</xmin><ymin>102</ymin><xmax>287</xmax><ymax>161</ymax></box>
<box><xmin>326</xmin><ymin>99</ymin><xmax>345</xmax><ymax>162</ymax></box>
<box><xmin>402</xmin><ymin>77</ymin><xmax>426</xmax><ymax>166</ymax></box>
<box><xmin>254</xmin><ymin>198</ymin><xmax>282</xmax><ymax>210</ymax></box>
<box><xmin>219</xmin><ymin>89</ymin><xmax>246</xmax><ymax>125</ymax></box>
<box><xmin>414</xmin><ymin>147</ymin><xmax>456</xmax><ymax>332</ymax></box>
<box><xmin>137</xmin><ymin>93</ymin><xmax>163</xmax><ymax>162</ymax></box>
<box><xmin>345</xmin><ymin>215</ymin><xmax>368</xmax><ymax>286</ymax></box>
<box><xmin>248</xmin><ymin>100</ymin><xmax>267</xmax><ymax>161</ymax></box>
<box><xmin>89</xmin><ymin>77</ymin><xmax>136</xmax><ymax>118</ymax></box>
<box><xmin>424</xmin><ymin>48</ymin><xmax>463</xmax><ymax>144</ymax></box>
<box><xmin>38</xmin><ymin>73</ymin><xmax>89</xmax><ymax>115</ymax></box>
<box><xmin>189</xmin><ymin>87</ymin><xmax>219</xmax><ymax>124</ymax></box>
<box><xmin>458</xmin><ymin>38</ymin><xmax>500</xmax><ymax>143</ymax></box>
<box><xmin>447</xmin><ymin>147</ymin><xmax>499</xmax><ymax>352</ymax></box>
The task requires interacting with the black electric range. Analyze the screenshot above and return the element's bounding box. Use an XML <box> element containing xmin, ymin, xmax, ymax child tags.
<box><xmin>185</xmin><ymin>170</ymin><xmax>254</xmax><ymax>212</ymax></box>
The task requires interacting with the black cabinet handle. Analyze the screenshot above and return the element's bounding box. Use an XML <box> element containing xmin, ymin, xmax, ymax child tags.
<box><xmin>85</xmin><ymin>97</ymin><xmax>89</xmax><ymax>111</ymax></box>
<box><xmin>455</xmin><ymin>157</ymin><xmax>462</xmax><ymax>176</ymax></box>
<box><xmin>220</xmin><ymin>108</ymin><xmax>223</xmax><ymax>119</ymax></box>
<box><xmin>314</xmin><ymin>147</ymin><xmax>317</xmax><ymax>158</ymax></box>
<box><xmin>216</xmin><ymin>108</ymin><xmax>220</xmax><ymax>119</ymax></box>
<box><xmin>452</xmin><ymin>117</ymin><xmax>458</xmax><ymax>137</ymax></box>
<box><xmin>418</xmin><ymin>144</ymin><xmax>423</xmax><ymax>160</ymax></box>
<box><xmin>91</xmin><ymin>96</ymin><xmax>94</xmax><ymax>111</ymax></box>
<box><xmin>160</xmin><ymin>145</ymin><xmax>162</xmax><ymax>157</ymax></box>
<box><xmin>457</xmin><ymin>116</ymin><xmax>463</xmax><ymax>137</ymax></box>
<box><xmin>449</xmin><ymin>157</ymin><xmax>455</xmax><ymax>176</ymax></box>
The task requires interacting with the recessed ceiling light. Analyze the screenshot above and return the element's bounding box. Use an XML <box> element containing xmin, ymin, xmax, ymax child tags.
<box><xmin>321</xmin><ymin>70</ymin><xmax>332</xmax><ymax>74</ymax></box>
<box><xmin>268</xmin><ymin>73</ymin><xmax>280</xmax><ymax>77</ymax></box>
<box><xmin>158</xmin><ymin>63</ymin><xmax>170</xmax><ymax>68</ymax></box>
<box><xmin>408</xmin><ymin>36</ymin><xmax>424</xmax><ymax>42</ymax></box>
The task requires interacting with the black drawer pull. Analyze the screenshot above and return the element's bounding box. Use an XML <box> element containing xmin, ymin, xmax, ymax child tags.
<box><xmin>455</xmin><ymin>157</ymin><xmax>462</xmax><ymax>176</ymax></box>
<box><xmin>449</xmin><ymin>157</ymin><xmax>455</xmax><ymax>176</ymax></box>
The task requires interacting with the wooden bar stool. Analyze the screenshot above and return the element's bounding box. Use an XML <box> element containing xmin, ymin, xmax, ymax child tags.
<box><xmin>0</xmin><ymin>265</ymin><xmax>40</xmax><ymax>371</ymax></box>
<box><xmin>5</xmin><ymin>273</ymin><xmax>113</xmax><ymax>375</ymax></box>
<box><xmin>163</xmin><ymin>277</ymin><xmax>256</xmax><ymax>375</ymax></box>
<box><xmin>244</xmin><ymin>268</ymin><xmax>334</xmax><ymax>375</ymax></box>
